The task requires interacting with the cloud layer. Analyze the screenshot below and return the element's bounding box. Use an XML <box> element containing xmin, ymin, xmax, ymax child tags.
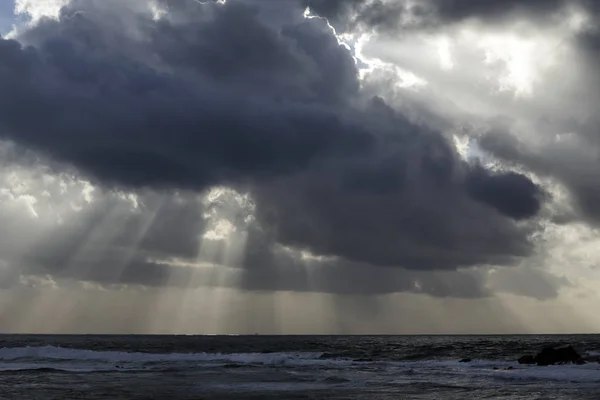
<box><xmin>1</xmin><ymin>0</ymin><xmax>596</xmax><ymax>304</ymax></box>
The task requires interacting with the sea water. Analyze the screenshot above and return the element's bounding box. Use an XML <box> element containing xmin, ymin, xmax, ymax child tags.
<box><xmin>0</xmin><ymin>334</ymin><xmax>599</xmax><ymax>399</ymax></box>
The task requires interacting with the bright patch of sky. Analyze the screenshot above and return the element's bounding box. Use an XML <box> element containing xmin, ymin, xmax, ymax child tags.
<box><xmin>0</xmin><ymin>0</ymin><xmax>15</xmax><ymax>35</ymax></box>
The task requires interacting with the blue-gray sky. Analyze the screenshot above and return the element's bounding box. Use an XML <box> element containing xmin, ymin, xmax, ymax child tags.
<box><xmin>0</xmin><ymin>1</ymin><xmax>14</xmax><ymax>35</ymax></box>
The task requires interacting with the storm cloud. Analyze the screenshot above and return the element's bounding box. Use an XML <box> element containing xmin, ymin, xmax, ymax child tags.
<box><xmin>0</xmin><ymin>0</ymin><xmax>557</xmax><ymax>300</ymax></box>
<box><xmin>304</xmin><ymin>0</ymin><xmax>581</xmax><ymax>28</ymax></box>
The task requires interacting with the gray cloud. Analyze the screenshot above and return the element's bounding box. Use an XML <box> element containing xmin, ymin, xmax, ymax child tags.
<box><xmin>249</xmin><ymin>99</ymin><xmax>539</xmax><ymax>272</ymax></box>
<box><xmin>479</xmin><ymin>127</ymin><xmax>600</xmax><ymax>226</ymax></box>
<box><xmin>318</xmin><ymin>0</ymin><xmax>600</xmax><ymax>232</ymax></box>
<box><xmin>2</xmin><ymin>0</ymin><xmax>370</xmax><ymax>190</ymax></box>
<box><xmin>304</xmin><ymin>0</ymin><xmax>600</xmax><ymax>34</ymax></box>
<box><xmin>465</xmin><ymin>165</ymin><xmax>543</xmax><ymax>220</ymax></box>
<box><xmin>431</xmin><ymin>0</ymin><xmax>567</xmax><ymax>22</ymax></box>
<box><xmin>0</xmin><ymin>0</ymin><xmax>551</xmax><ymax>298</ymax></box>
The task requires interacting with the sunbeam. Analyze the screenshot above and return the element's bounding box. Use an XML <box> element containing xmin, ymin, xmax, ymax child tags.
<box><xmin>0</xmin><ymin>0</ymin><xmax>597</xmax><ymax>340</ymax></box>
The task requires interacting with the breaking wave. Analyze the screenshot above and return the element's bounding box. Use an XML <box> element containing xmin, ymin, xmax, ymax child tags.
<box><xmin>0</xmin><ymin>346</ymin><xmax>331</xmax><ymax>366</ymax></box>
<box><xmin>0</xmin><ymin>346</ymin><xmax>598</xmax><ymax>383</ymax></box>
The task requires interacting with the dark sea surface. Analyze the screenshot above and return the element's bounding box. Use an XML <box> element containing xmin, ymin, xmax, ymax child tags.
<box><xmin>0</xmin><ymin>334</ymin><xmax>599</xmax><ymax>399</ymax></box>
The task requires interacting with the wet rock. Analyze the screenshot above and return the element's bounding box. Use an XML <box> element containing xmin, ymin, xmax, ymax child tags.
<box><xmin>535</xmin><ymin>345</ymin><xmax>585</xmax><ymax>366</ymax></box>
<box><xmin>323</xmin><ymin>376</ymin><xmax>350</xmax><ymax>383</ymax></box>
<box><xmin>518</xmin><ymin>355</ymin><xmax>536</xmax><ymax>365</ymax></box>
<box><xmin>353</xmin><ymin>358</ymin><xmax>374</xmax><ymax>362</ymax></box>
<box><xmin>505</xmin><ymin>366</ymin><xmax>515</xmax><ymax>370</ymax></box>
<box><xmin>459</xmin><ymin>358</ymin><xmax>472</xmax><ymax>363</ymax></box>
<box><xmin>223</xmin><ymin>363</ymin><xmax>244</xmax><ymax>369</ymax></box>
<box><xmin>518</xmin><ymin>345</ymin><xmax>585</xmax><ymax>366</ymax></box>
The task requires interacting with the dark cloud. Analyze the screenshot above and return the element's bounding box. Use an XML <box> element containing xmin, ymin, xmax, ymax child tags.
<box><xmin>465</xmin><ymin>165</ymin><xmax>542</xmax><ymax>220</ymax></box>
<box><xmin>0</xmin><ymin>0</ymin><xmax>549</xmax><ymax>298</ymax></box>
<box><xmin>0</xmin><ymin>1</ymin><xmax>369</xmax><ymax>190</ymax></box>
<box><xmin>432</xmin><ymin>0</ymin><xmax>567</xmax><ymax>22</ymax></box>
<box><xmin>303</xmin><ymin>0</ymin><xmax>597</xmax><ymax>33</ymax></box>
<box><xmin>239</xmin><ymin>240</ymin><xmax>492</xmax><ymax>298</ymax></box>
<box><xmin>303</xmin><ymin>0</ymin><xmax>411</xmax><ymax>32</ymax></box>
<box><xmin>248</xmin><ymin>98</ymin><xmax>539</xmax><ymax>271</ymax></box>
<box><xmin>479</xmin><ymin>128</ymin><xmax>600</xmax><ymax>226</ymax></box>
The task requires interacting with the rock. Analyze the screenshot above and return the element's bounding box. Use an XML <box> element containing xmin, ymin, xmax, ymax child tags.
<box><xmin>323</xmin><ymin>377</ymin><xmax>350</xmax><ymax>383</ymax></box>
<box><xmin>505</xmin><ymin>366</ymin><xmax>514</xmax><ymax>370</ymax></box>
<box><xmin>534</xmin><ymin>345</ymin><xmax>585</xmax><ymax>366</ymax></box>
<box><xmin>518</xmin><ymin>355</ymin><xmax>536</xmax><ymax>365</ymax></box>
<box><xmin>517</xmin><ymin>345</ymin><xmax>586</xmax><ymax>366</ymax></box>
<box><xmin>223</xmin><ymin>363</ymin><xmax>244</xmax><ymax>369</ymax></box>
<box><xmin>459</xmin><ymin>358</ymin><xmax>472</xmax><ymax>363</ymax></box>
<box><xmin>353</xmin><ymin>358</ymin><xmax>373</xmax><ymax>362</ymax></box>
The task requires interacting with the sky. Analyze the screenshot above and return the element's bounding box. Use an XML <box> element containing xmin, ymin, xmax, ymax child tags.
<box><xmin>0</xmin><ymin>0</ymin><xmax>599</xmax><ymax>334</ymax></box>
<box><xmin>0</xmin><ymin>2</ymin><xmax>14</xmax><ymax>35</ymax></box>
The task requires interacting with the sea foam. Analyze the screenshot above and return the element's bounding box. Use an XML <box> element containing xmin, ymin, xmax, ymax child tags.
<box><xmin>0</xmin><ymin>346</ymin><xmax>334</xmax><ymax>366</ymax></box>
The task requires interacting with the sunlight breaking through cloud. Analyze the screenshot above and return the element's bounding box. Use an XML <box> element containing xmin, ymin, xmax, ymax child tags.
<box><xmin>0</xmin><ymin>0</ymin><xmax>599</xmax><ymax>334</ymax></box>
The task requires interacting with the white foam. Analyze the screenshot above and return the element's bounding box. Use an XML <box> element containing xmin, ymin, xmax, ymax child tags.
<box><xmin>483</xmin><ymin>364</ymin><xmax>600</xmax><ymax>383</ymax></box>
<box><xmin>0</xmin><ymin>362</ymin><xmax>115</xmax><ymax>373</ymax></box>
<box><xmin>208</xmin><ymin>381</ymin><xmax>342</xmax><ymax>392</ymax></box>
<box><xmin>390</xmin><ymin>359</ymin><xmax>515</xmax><ymax>369</ymax></box>
<box><xmin>0</xmin><ymin>346</ymin><xmax>335</xmax><ymax>366</ymax></box>
<box><xmin>396</xmin><ymin>359</ymin><xmax>600</xmax><ymax>383</ymax></box>
<box><xmin>0</xmin><ymin>347</ymin><xmax>597</xmax><ymax>384</ymax></box>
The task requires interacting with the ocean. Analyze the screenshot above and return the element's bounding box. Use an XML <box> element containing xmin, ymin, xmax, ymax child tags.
<box><xmin>0</xmin><ymin>334</ymin><xmax>599</xmax><ymax>399</ymax></box>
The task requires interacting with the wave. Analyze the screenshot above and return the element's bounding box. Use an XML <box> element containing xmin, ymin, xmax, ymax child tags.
<box><xmin>0</xmin><ymin>361</ymin><xmax>118</xmax><ymax>373</ymax></box>
<box><xmin>0</xmin><ymin>346</ymin><xmax>333</xmax><ymax>366</ymax></box>
<box><xmin>0</xmin><ymin>346</ymin><xmax>598</xmax><ymax>383</ymax></box>
<box><xmin>0</xmin><ymin>366</ymin><xmax>110</xmax><ymax>374</ymax></box>
<box><xmin>474</xmin><ymin>363</ymin><xmax>600</xmax><ymax>383</ymax></box>
<box><xmin>389</xmin><ymin>359</ymin><xmax>600</xmax><ymax>383</ymax></box>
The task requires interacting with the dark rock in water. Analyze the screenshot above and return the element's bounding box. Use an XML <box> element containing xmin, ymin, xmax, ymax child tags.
<box><xmin>223</xmin><ymin>363</ymin><xmax>244</xmax><ymax>369</ymax></box>
<box><xmin>506</xmin><ymin>366</ymin><xmax>515</xmax><ymax>370</ymax></box>
<box><xmin>533</xmin><ymin>345</ymin><xmax>585</xmax><ymax>366</ymax></box>
<box><xmin>459</xmin><ymin>358</ymin><xmax>472</xmax><ymax>363</ymax></box>
<box><xmin>518</xmin><ymin>355</ymin><xmax>536</xmax><ymax>365</ymax></box>
<box><xmin>493</xmin><ymin>367</ymin><xmax>499</xmax><ymax>370</ymax></box>
<box><xmin>517</xmin><ymin>345</ymin><xmax>586</xmax><ymax>366</ymax></box>
<box><xmin>353</xmin><ymin>358</ymin><xmax>374</xmax><ymax>362</ymax></box>
<box><xmin>323</xmin><ymin>376</ymin><xmax>350</xmax><ymax>383</ymax></box>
